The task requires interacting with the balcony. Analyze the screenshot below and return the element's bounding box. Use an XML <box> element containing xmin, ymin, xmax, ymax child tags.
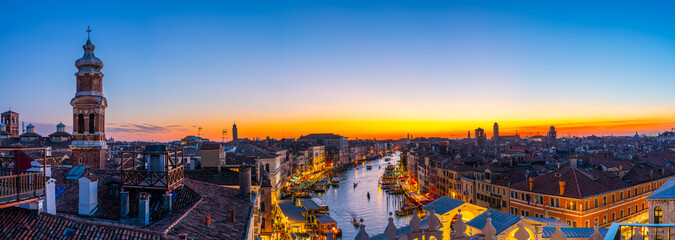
<box><xmin>121</xmin><ymin>166</ymin><xmax>184</xmax><ymax>191</ymax></box>
<box><xmin>0</xmin><ymin>148</ymin><xmax>47</xmax><ymax>208</ymax></box>
<box><xmin>119</xmin><ymin>145</ymin><xmax>185</xmax><ymax>192</ymax></box>
<box><xmin>605</xmin><ymin>223</ymin><xmax>675</xmax><ymax>240</ymax></box>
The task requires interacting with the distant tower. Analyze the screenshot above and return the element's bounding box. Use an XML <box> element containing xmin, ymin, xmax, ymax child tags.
<box><xmin>70</xmin><ymin>27</ymin><xmax>108</xmax><ymax>169</ymax></box>
<box><xmin>493</xmin><ymin>122</ymin><xmax>499</xmax><ymax>140</ymax></box>
<box><xmin>57</xmin><ymin>122</ymin><xmax>66</xmax><ymax>132</ymax></box>
<box><xmin>475</xmin><ymin>128</ymin><xmax>486</xmax><ymax>146</ymax></box>
<box><xmin>232</xmin><ymin>122</ymin><xmax>238</xmax><ymax>142</ymax></box>
<box><xmin>1</xmin><ymin>110</ymin><xmax>19</xmax><ymax>137</ymax></box>
<box><xmin>467</xmin><ymin>131</ymin><xmax>471</xmax><ymax>139</ymax></box>
<box><xmin>547</xmin><ymin>126</ymin><xmax>557</xmax><ymax>143</ymax></box>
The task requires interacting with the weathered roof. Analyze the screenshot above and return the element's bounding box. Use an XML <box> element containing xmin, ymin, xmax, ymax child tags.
<box><xmin>466</xmin><ymin>209</ymin><xmax>520</xmax><ymax>234</ymax></box>
<box><xmin>524</xmin><ymin>217</ymin><xmax>569</xmax><ymax>226</ymax></box>
<box><xmin>314</xmin><ymin>213</ymin><xmax>337</xmax><ymax>225</ymax></box>
<box><xmin>647</xmin><ymin>178</ymin><xmax>675</xmax><ymax>200</ymax></box>
<box><xmin>542</xmin><ymin>227</ymin><xmax>608</xmax><ymax>238</ymax></box>
<box><xmin>0</xmin><ymin>207</ymin><xmax>166</xmax><ymax>239</ymax></box>
<box><xmin>278</xmin><ymin>200</ymin><xmax>309</xmax><ymax>223</ymax></box>
<box><xmin>422</xmin><ymin>196</ymin><xmax>465</xmax><ymax>215</ymax></box>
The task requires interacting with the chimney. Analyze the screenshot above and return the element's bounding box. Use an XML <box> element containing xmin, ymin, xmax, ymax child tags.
<box><xmin>239</xmin><ymin>164</ymin><xmax>252</xmax><ymax>199</ymax></box>
<box><xmin>662</xmin><ymin>168</ymin><xmax>666</xmax><ymax>176</ymax></box>
<box><xmin>570</xmin><ymin>158</ymin><xmax>578</xmax><ymax>168</ymax></box>
<box><xmin>78</xmin><ymin>174</ymin><xmax>98</xmax><ymax>216</ymax></box>
<box><xmin>205</xmin><ymin>214</ymin><xmax>211</xmax><ymax>227</ymax></box>
<box><xmin>138</xmin><ymin>192</ymin><xmax>151</xmax><ymax>225</ymax></box>
<box><xmin>178</xmin><ymin>233</ymin><xmax>188</xmax><ymax>240</ymax></box>
<box><xmin>231</xmin><ymin>208</ymin><xmax>236</xmax><ymax>222</ymax></box>
<box><xmin>162</xmin><ymin>193</ymin><xmax>173</xmax><ymax>215</ymax></box>
<box><xmin>529</xmin><ymin>177</ymin><xmax>535</xmax><ymax>191</ymax></box>
<box><xmin>559</xmin><ymin>181</ymin><xmax>566</xmax><ymax>196</ymax></box>
<box><xmin>650</xmin><ymin>170</ymin><xmax>655</xmax><ymax>179</ymax></box>
<box><xmin>45</xmin><ymin>178</ymin><xmax>56</xmax><ymax>214</ymax></box>
<box><xmin>120</xmin><ymin>191</ymin><xmax>129</xmax><ymax>219</ymax></box>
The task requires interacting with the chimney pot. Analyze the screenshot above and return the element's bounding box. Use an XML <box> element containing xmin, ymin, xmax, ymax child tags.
<box><xmin>529</xmin><ymin>177</ymin><xmax>535</xmax><ymax>191</ymax></box>
<box><xmin>559</xmin><ymin>181</ymin><xmax>566</xmax><ymax>196</ymax></box>
<box><xmin>206</xmin><ymin>214</ymin><xmax>211</xmax><ymax>227</ymax></box>
<box><xmin>178</xmin><ymin>233</ymin><xmax>188</xmax><ymax>240</ymax></box>
<box><xmin>231</xmin><ymin>208</ymin><xmax>236</xmax><ymax>222</ymax></box>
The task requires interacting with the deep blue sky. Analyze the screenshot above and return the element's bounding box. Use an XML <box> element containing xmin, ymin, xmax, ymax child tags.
<box><xmin>1</xmin><ymin>1</ymin><xmax>674</xmax><ymax>140</ymax></box>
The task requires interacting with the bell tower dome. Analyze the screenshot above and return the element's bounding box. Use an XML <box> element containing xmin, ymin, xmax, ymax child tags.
<box><xmin>70</xmin><ymin>27</ymin><xmax>108</xmax><ymax>169</ymax></box>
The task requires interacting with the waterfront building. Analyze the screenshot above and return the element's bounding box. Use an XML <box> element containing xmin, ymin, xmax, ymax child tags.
<box><xmin>509</xmin><ymin>164</ymin><xmax>674</xmax><ymax>228</ymax></box>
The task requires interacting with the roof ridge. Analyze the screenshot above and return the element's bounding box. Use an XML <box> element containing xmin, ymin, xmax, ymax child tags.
<box><xmin>572</xmin><ymin>168</ymin><xmax>582</xmax><ymax>197</ymax></box>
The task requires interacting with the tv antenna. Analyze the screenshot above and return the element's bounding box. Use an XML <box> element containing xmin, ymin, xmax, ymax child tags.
<box><xmin>197</xmin><ymin>126</ymin><xmax>203</xmax><ymax>137</ymax></box>
<box><xmin>222</xmin><ymin>129</ymin><xmax>227</xmax><ymax>142</ymax></box>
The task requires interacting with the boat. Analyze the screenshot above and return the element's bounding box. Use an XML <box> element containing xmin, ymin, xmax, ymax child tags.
<box><xmin>366</xmin><ymin>165</ymin><xmax>372</xmax><ymax>170</ymax></box>
<box><xmin>314</xmin><ymin>181</ymin><xmax>328</xmax><ymax>192</ymax></box>
<box><xmin>331</xmin><ymin>177</ymin><xmax>340</xmax><ymax>186</ymax></box>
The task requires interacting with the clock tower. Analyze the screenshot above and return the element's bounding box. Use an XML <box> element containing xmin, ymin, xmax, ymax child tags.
<box><xmin>70</xmin><ymin>27</ymin><xmax>108</xmax><ymax>169</ymax></box>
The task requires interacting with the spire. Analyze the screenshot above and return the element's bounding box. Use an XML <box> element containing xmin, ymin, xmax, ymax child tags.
<box><xmin>426</xmin><ymin>206</ymin><xmax>442</xmax><ymax>231</ymax></box>
<box><xmin>451</xmin><ymin>209</ymin><xmax>469</xmax><ymax>240</ymax></box>
<box><xmin>75</xmin><ymin>26</ymin><xmax>103</xmax><ymax>73</ymax></box>
<box><xmin>514</xmin><ymin>220</ymin><xmax>531</xmax><ymax>240</ymax></box>
<box><xmin>483</xmin><ymin>212</ymin><xmax>497</xmax><ymax>240</ymax></box>
<box><xmin>384</xmin><ymin>212</ymin><xmax>397</xmax><ymax>239</ymax></box>
<box><xmin>355</xmin><ymin>219</ymin><xmax>369</xmax><ymax>240</ymax></box>
<box><xmin>410</xmin><ymin>210</ymin><xmax>421</xmax><ymax>232</ymax></box>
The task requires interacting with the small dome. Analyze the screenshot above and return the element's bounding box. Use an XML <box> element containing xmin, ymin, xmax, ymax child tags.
<box><xmin>27</xmin><ymin>123</ymin><xmax>34</xmax><ymax>128</ymax></box>
<box><xmin>75</xmin><ymin>38</ymin><xmax>103</xmax><ymax>73</ymax></box>
<box><xmin>57</xmin><ymin>122</ymin><xmax>66</xmax><ymax>128</ymax></box>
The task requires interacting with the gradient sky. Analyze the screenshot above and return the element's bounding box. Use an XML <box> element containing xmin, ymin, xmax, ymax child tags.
<box><xmin>1</xmin><ymin>1</ymin><xmax>674</xmax><ymax>141</ymax></box>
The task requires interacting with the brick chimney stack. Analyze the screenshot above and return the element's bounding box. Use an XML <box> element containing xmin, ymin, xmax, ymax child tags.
<box><xmin>529</xmin><ymin>177</ymin><xmax>535</xmax><ymax>191</ymax></box>
<box><xmin>559</xmin><ymin>181</ymin><xmax>566</xmax><ymax>196</ymax></box>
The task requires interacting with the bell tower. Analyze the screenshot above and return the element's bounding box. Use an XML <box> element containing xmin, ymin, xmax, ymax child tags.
<box><xmin>70</xmin><ymin>27</ymin><xmax>108</xmax><ymax>169</ymax></box>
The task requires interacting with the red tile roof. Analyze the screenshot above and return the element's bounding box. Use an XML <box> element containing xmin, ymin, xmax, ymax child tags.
<box><xmin>0</xmin><ymin>207</ymin><xmax>166</xmax><ymax>240</ymax></box>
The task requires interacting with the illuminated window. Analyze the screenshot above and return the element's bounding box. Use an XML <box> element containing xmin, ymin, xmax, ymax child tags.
<box><xmin>655</xmin><ymin>207</ymin><xmax>663</xmax><ymax>224</ymax></box>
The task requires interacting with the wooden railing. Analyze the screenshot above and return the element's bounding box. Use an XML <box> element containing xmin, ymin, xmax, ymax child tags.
<box><xmin>121</xmin><ymin>166</ymin><xmax>184</xmax><ymax>190</ymax></box>
<box><xmin>0</xmin><ymin>171</ymin><xmax>46</xmax><ymax>202</ymax></box>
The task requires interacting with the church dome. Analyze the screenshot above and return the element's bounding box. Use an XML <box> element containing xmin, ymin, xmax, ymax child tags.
<box><xmin>75</xmin><ymin>38</ymin><xmax>103</xmax><ymax>73</ymax></box>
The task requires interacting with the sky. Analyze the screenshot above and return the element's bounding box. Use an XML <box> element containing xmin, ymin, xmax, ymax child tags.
<box><xmin>1</xmin><ymin>1</ymin><xmax>674</xmax><ymax>141</ymax></box>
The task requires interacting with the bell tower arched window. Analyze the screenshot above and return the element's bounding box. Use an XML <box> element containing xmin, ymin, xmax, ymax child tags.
<box><xmin>89</xmin><ymin>114</ymin><xmax>96</xmax><ymax>133</ymax></box>
<box><xmin>77</xmin><ymin>114</ymin><xmax>85</xmax><ymax>133</ymax></box>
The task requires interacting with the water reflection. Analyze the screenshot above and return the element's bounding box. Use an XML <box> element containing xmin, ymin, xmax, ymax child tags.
<box><xmin>315</xmin><ymin>152</ymin><xmax>411</xmax><ymax>239</ymax></box>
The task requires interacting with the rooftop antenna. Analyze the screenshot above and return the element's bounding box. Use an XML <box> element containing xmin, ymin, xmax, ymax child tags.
<box><xmin>197</xmin><ymin>126</ymin><xmax>202</xmax><ymax>138</ymax></box>
<box><xmin>222</xmin><ymin>129</ymin><xmax>227</xmax><ymax>142</ymax></box>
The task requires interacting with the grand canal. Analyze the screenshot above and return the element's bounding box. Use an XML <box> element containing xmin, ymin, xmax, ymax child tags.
<box><xmin>315</xmin><ymin>152</ymin><xmax>411</xmax><ymax>239</ymax></box>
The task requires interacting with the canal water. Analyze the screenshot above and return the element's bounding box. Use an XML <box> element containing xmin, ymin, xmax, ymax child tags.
<box><xmin>315</xmin><ymin>152</ymin><xmax>412</xmax><ymax>239</ymax></box>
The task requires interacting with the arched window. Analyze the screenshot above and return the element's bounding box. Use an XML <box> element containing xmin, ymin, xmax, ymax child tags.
<box><xmin>77</xmin><ymin>114</ymin><xmax>84</xmax><ymax>133</ymax></box>
<box><xmin>261</xmin><ymin>218</ymin><xmax>265</xmax><ymax>229</ymax></box>
<box><xmin>655</xmin><ymin>207</ymin><xmax>663</xmax><ymax>224</ymax></box>
<box><xmin>89</xmin><ymin>114</ymin><xmax>96</xmax><ymax>133</ymax></box>
<box><xmin>265</xmin><ymin>163</ymin><xmax>270</xmax><ymax>173</ymax></box>
<box><xmin>260</xmin><ymin>201</ymin><xmax>265</xmax><ymax>211</ymax></box>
